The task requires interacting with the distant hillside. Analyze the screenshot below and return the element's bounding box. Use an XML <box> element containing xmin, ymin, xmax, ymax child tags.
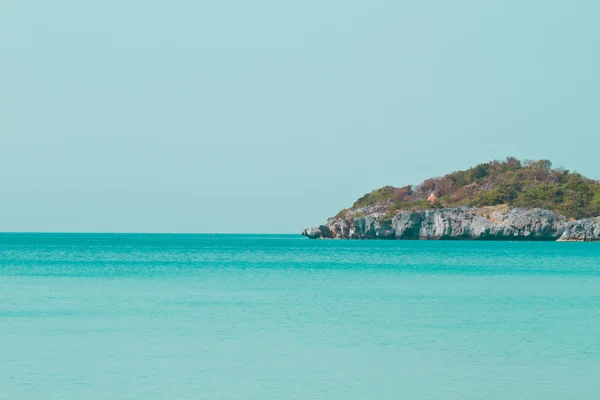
<box><xmin>335</xmin><ymin>158</ymin><xmax>600</xmax><ymax>220</ymax></box>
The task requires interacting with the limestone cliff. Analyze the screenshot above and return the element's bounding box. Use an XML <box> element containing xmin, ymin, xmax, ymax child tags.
<box><xmin>303</xmin><ymin>206</ymin><xmax>600</xmax><ymax>241</ymax></box>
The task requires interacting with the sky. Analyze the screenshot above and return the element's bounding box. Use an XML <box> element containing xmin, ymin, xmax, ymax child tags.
<box><xmin>1</xmin><ymin>1</ymin><xmax>599</xmax><ymax>233</ymax></box>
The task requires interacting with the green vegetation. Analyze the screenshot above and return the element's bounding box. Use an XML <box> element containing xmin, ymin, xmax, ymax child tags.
<box><xmin>353</xmin><ymin>186</ymin><xmax>397</xmax><ymax>208</ymax></box>
<box><xmin>343</xmin><ymin>158</ymin><xmax>600</xmax><ymax>220</ymax></box>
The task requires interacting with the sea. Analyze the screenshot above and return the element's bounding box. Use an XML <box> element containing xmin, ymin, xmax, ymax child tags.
<box><xmin>1</xmin><ymin>233</ymin><xmax>599</xmax><ymax>399</ymax></box>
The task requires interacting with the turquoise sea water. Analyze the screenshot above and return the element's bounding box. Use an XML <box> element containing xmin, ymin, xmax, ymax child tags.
<box><xmin>1</xmin><ymin>234</ymin><xmax>599</xmax><ymax>399</ymax></box>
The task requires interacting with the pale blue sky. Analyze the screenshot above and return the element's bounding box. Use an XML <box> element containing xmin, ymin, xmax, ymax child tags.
<box><xmin>1</xmin><ymin>1</ymin><xmax>599</xmax><ymax>233</ymax></box>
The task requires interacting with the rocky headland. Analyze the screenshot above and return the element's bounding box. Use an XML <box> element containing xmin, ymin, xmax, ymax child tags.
<box><xmin>303</xmin><ymin>206</ymin><xmax>600</xmax><ymax>241</ymax></box>
<box><xmin>303</xmin><ymin>158</ymin><xmax>600</xmax><ymax>241</ymax></box>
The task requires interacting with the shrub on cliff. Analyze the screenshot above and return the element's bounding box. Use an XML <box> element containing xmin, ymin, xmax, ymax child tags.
<box><xmin>341</xmin><ymin>158</ymin><xmax>600</xmax><ymax>220</ymax></box>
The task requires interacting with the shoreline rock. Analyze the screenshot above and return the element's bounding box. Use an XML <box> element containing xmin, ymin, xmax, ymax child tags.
<box><xmin>302</xmin><ymin>207</ymin><xmax>600</xmax><ymax>242</ymax></box>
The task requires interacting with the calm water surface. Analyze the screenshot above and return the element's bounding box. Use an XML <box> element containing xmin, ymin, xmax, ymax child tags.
<box><xmin>1</xmin><ymin>234</ymin><xmax>599</xmax><ymax>399</ymax></box>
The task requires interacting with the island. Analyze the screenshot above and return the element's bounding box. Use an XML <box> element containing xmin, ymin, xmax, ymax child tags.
<box><xmin>303</xmin><ymin>158</ymin><xmax>600</xmax><ymax>241</ymax></box>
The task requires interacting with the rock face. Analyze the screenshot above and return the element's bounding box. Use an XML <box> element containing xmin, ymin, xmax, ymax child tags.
<box><xmin>301</xmin><ymin>226</ymin><xmax>322</xmax><ymax>239</ymax></box>
<box><xmin>558</xmin><ymin>218</ymin><xmax>600</xmax><ymax>242</ymax></box>
<box><xmin>302</xmin><ymin>206</ymin><xmax>600</xmax><ymax>241</ymax></box>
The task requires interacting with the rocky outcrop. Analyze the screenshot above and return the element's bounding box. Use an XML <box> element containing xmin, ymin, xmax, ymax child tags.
<box><xmin>301</xmin><ymin>225</ymin><xmax>333</xmax><ymax>239</ymax></box>
<box><xmin>558</xmin><ymin>217</ymin><xmax>600</xmax><ymax>242</ymax></box>
<box><xmin>302</xmin><ymin>206</ymin><xmax>600</xmax><ymax>241</ymax></box>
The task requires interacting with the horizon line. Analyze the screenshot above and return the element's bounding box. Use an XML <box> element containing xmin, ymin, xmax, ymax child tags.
<box><xmin>0</xmin><ymin>231</ymin><xmax>300</xmax><ymax>235</ymax></box>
